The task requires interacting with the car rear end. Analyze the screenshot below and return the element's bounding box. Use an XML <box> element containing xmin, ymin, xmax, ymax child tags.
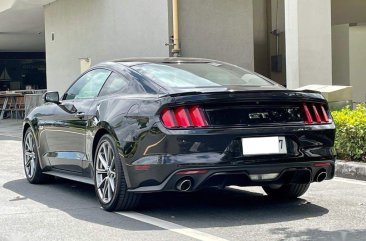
<box><xmin>127</xmin><ymin>89</ymin><xmax>336</xmax><ymax>193</ymax></box>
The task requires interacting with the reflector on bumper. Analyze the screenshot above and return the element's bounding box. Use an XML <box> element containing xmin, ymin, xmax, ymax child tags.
<box><xmin>249</xmin><ymin>173</ymin><xmax>279</xmax><ymax>181</ymax></box>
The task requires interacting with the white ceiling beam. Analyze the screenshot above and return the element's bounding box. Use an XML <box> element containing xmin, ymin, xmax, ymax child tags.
<box><xmin>0</xmin><ymin>0</ymin><xmax>16</xmax><ymax>12</ymax></box>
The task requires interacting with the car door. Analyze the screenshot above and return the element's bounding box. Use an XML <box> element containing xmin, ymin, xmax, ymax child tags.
<box><xmin>45</xmin><ymin>68</ymin><xmax>111</xmax><ymax>173</ymax></box>
<box><xmin>83</xmin><ymin>71</ymin><xmax>141</xmax><ymax>177</ymax></box>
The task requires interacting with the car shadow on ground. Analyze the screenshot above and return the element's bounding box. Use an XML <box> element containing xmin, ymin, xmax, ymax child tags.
<box><xmin>4</xmin><ymin>178</ymin><xmax>329</xmax><ymax>231</ymax></box>
<box><xmin>139</xmin><ymin>187</ymin><xmax>329</xmax><ymax>228</ymax></box>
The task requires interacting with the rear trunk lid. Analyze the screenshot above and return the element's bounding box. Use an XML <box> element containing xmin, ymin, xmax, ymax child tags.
<box><xmin>160</xmin><ymin>89</ymin><xmax>330</xmax><ymax>128</ymax></box>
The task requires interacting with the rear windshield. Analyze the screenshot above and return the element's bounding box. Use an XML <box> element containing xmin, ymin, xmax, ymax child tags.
<box><xmin>132</xmin><ymin>62</ymin><xmax>274</xmax><ymax>88</ymax></box>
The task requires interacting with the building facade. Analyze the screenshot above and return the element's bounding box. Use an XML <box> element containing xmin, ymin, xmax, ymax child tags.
<box><xmin>0</xmin><ymin>0</ymin><xmax>366</xmax><ymax>101</ymax></box>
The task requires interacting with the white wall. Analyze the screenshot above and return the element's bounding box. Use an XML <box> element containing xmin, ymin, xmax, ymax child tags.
<box><xmin>349</xmin><ymin>25</ymin><xmax>366</xmax><ymax>102</ymax></box>
<box><xmin>177</xmin><ymin>0</ymin><xmax>254</xmax><ymax>70</ymax></box>
<box><xmin>285</xmin><ymin>0</ymin><xmax>333</xmax><ymax>89</ymax></box>
<box><xmin>332</xmin><ymin>24</ymin><xmax>350</xmax><ymax>86</ymax></box>
<box><xmin>268</xmin><ymin>0</ymin><xmax>286</xmax><ymax>86</ymax></box>
<box><xmin>253</xmin><ymin>0</ymin><xmax>269</xmax><ymax>77</ymax></box>
<box><xmin>45</xmin><ymin>0</ymin><xmax>170</xmax><ymax>93</ymax></box>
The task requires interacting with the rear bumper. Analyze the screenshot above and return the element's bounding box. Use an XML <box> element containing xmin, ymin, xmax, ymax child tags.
<box><xmin>122</xmin><ymin>122</ymin><xmax>336</xmax><ymax>192</ymax></box>
<box><xmin>127</xmin><ymin>160</ymin><xmax>335</xmax><ymax>193</ymax></box>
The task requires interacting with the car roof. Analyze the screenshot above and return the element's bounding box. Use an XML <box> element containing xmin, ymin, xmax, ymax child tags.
<box><xmin>112</xmin><ymin>57</ymin><xmax>214</xmax><ymax>67</ymax></box>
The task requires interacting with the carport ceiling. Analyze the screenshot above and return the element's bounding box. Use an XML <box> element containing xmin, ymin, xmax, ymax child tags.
<box><xmin>332</xmin><ymin>0</ymin><xmax>366</xmax><ymax>25</ymax></box>
<box><xmin>0</xmin><ymin>0</ymin><xmax>56</xmax><ymax>52</ymax></box>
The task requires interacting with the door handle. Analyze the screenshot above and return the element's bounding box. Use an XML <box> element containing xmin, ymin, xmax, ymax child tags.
<box><xmin>75</xmin><ymin>112</ymin><xmax>85</xmax><ymax>119</ymax></box>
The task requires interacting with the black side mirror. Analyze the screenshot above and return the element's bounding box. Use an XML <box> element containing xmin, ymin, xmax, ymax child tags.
<box><xmin>44</xmin><ymin>91</ymin><xmax>60</xmax><ymax>104</ymax></box>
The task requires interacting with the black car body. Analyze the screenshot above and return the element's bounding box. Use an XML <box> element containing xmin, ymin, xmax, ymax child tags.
<box><xmin>22</xmin><ymin>58</ymin><xmax>336</xmax><ymax>211</ymax></box>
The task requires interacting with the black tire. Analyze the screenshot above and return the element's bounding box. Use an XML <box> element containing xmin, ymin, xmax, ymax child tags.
<box><xmin>23</xmin><ymin>128</ymin><xmax>51</xmax><ymax>184</ymax></box>
<box><xmin>262</xmin><ymin>183</ymin><xmax>310</xmax><ymax>199</ymax></box>
<box><xmin>94</xmin><ymin>134</ymin><xmax>141</xmax><ymax>211</ymax></box>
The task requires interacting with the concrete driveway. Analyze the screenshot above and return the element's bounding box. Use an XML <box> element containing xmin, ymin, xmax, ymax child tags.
<box><xmin>0</xmin><ymin>120</ymin><xmax>365</xmax><ymax>241</ymax></box>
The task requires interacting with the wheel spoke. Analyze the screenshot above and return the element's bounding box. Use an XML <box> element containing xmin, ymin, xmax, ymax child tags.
<box><xmin>109</xmin><ymin>176</ymin><xmax>115</xmax><ymax>192</ymax></box>
<box><xmin>97</xmin><ymin>176</ymin><xmax>107</xmax><ymax>188</ymax></box>
<box><xmin>28</xmin><ymin>135</ymin><xmax>33</xmax><ymax>149</ymax></box>
<box><xmin>25</xmin><ymin>141</ymin><xmax>30</xmax><ymax>151</ymax></box>
<box><xmin>25</xmin><ymin>157</ymin><xmax>31</xmax><ymax>167</ymax></box>
<box><xmin>107</xmin><ymin>179</ymin><xmax>112</xmax><ymax>200</ymax></box>
<box><xmin>29</xmin><ymin>158</ymin><xmax>35</xmax><ymax>177</ymax></box>
<box><xmin>102</xmin><ymin>178</ymin><xmax>108</xmax><ymax>200</ymax></box>
<box><xmin>95</xmin><ymin>139</ymin><xmax>118</xmax><ymax>203</ymax></box>
<box><xmin>110</xmin><ymin>156</ymin><xmax>115</xmax><ymax>169</ymax></box>
<box><xmin>110</xmin><ymin>147</ymin><xmax>114</xmax><ymax>166</ymax></box>
<box><xmin>98</xmin><ymin>153</ymin><xmax>108</xmax><ymax>169</ymax></box>
<box><xmin>102</xmin><ymin>143</ymin><xmax>107</xmax><ymax>157</ymax></box>
<box><xmin>27</xmin><ymin>166</ymin><xmax>31</xmax><ymax>177</ymax></box>
<box><xmin>96</xmin><ymin>168</ymin><xmax>107</xmax><ymax>174</ymax></box>
<box><xmin>104</xmin><ymin>146</ymin><xmax>110</xmax><ymax>167</ymax></box>
<box><xmin>24</xmin><ymin>132</ymin><xmax>37</xmax><ymax>178</ymax></box>
<box><xmin>25</xmin><ymin>135</ymin><xmax>31</xmax><ymax>151</ymax></box>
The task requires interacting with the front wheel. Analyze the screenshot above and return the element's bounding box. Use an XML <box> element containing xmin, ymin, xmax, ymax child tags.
<box><xmin>262</xmin><ymin>183</ymin><xmax>310</xmax><ymax>199</ymax></box>
<box><xmin>94</xmin><ymin>134</ymin><xmax>141</xmax><ymax>211</ymax></box>
<box><xmin>23</xmin><ymin>128</ymin><xmax>50</xmax><ymax>184</ymax></box>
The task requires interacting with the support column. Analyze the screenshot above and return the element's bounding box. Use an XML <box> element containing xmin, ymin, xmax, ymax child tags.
<box><xmin>285</xmin><ymin>0</ymin><xmax>332</xmax><ymax>89</ymax></box>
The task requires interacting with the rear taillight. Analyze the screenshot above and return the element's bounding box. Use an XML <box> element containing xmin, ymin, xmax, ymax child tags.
<box><xmin>161</xmin><ymin>109</ymin><xmax>177</xmax><ymax>128</ymax></box>
<box><xmin>303</xmin><ymin>103</ymin><xmax>313</xmax><ymax>124</ymax></box>
<box><xmin>174</xmin><ymin>107</ymin><xmax>192</xmax><ymax>127</ymax></box>
<box><xmin>320</xmin><ymin>105</ymin><xmax>329</xmax><ymax>123</ymax></box>
<box><xmin>302</xmin><ymin>103</ymin><xmax>331</xmax><ymax>124</ymax></box>
<box><xmin>161</xmin><ymin>105</ymin><xmax>208</xmax><ymax>128</ymax></box>
<box><xmin>188</xmin><ymin>106</ymin><xmax>208</xmax><ymax>127</ymax></box>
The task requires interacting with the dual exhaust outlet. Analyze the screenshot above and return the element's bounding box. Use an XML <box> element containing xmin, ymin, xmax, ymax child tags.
<box><xmin>315</xmin><ymin>170</ymin><xmax>327</xmax><ymax>182</ymax></box>
<box><xmin>175</xmin><ymin>170</ymin><xmax>327</xmax><ymax>191</ymax></box>
<box><xmin>176</xmin><ymin>178</ymin><xmax>193</xmax><ymax>192</ymax></box>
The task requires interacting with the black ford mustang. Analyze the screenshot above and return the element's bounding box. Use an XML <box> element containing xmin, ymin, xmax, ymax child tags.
<box><xmin>22</xmin><ymin>58</ymin><xmax>336</xmax><ymax>211</ymax></box>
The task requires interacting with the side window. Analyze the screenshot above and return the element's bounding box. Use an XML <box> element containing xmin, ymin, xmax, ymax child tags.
<box><xmin>99</xmin><ymin>72</ymin><xmax>129</xmax><ymax>96</ymax></box>
<box><xmin>64</xmin><ymin>69</ymin><xmax>111</xmax><ymax>100</ymax></box>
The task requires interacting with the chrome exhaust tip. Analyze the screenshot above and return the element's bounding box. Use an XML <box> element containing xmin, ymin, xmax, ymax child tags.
<box><xmin>176</xmin><ymin>179</ymin><xmax>193</xmax><ymax>192</ymax></box>
<box><xmin>315</xmin><ymin>171</ymin><xmax>327</xmax><ymax>182</ymax></box>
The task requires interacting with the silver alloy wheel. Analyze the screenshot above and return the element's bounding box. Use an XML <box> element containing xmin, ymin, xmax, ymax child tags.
<box><xmin>96</xmin><ymin>140</ymin><xmax>116</xmax><ymax>204</ymax></box>
<box><xmin>24</xmin><ymin>132</ymin><xmax>36</xmax><ymax>179</ymax></box>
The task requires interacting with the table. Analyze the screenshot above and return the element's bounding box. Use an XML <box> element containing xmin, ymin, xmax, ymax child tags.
<box><xmin>0</xmin><ymin>90</ymin><xmax>46</xmax><ymax>120</ymax></box>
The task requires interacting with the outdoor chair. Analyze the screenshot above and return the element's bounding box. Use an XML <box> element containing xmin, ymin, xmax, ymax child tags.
<box><xmin>15</xmin><ymin>96</ymin><xmax>25</xmax><ymax>119</ymax></box>
<box><xmin>0</xmin><ymin>97</ymin><xmax>4</xmax><ymax>110</ymax></box>
<box><xmin>2</xmin><ymin>97</ymin><xmax>16</xmax><ymax>119</ymax></box>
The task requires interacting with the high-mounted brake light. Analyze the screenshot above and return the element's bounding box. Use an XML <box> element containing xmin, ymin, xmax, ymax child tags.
<box><xmin>161</xmin><ymin>106</ymin><xmax>208</xmax><ymax>128</ymax></box>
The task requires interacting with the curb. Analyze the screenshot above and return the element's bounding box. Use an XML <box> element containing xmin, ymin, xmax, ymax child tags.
<box><xmin>335</xmin><ymin>160</ymin><xmax>366</xmax><ymax>181</ymax></box>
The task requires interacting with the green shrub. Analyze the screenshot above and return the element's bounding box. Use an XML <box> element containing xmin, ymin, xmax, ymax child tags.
<box><xmin>332</xmin><ymin>104</ymin><xmax>366</xmax><ymax>162</ymax></box>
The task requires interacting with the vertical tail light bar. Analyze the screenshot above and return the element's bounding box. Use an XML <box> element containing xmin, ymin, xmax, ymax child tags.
<box><xmin>302</xmin><ymin>103</ymin><xmax>313</xmax><ymax>124</ymax></box>
<box><xmin>303</xmin><ymin>103</ymin><xmax>331</xmax><ymax>124</ymax></box>
<box><xmin>161</xmin><ymin>109</ymin><xmax>177</xmax><ymax>128</ymax></box>
<box><xmin>188</xmin><ymin>106</ymin><xmax>208</xmax><ymax>127</ymax></box>
<box><xmin>161</xmin><ymin>106</ymin><xmax>208</xmax><ymax>128</ymax></box>
<box><xmin>320</xmin><ymin>105</ymin><xmax>329</xmax><ymax>123</ymax></box>
<box><xmin>174</xmin><ymin>107</ymin><xmax>193</xmax><ymax>127</ymax></box>
<box><xmin>311</xmin><ymin>104</ymin><xmax>322</xmax><ymax>123</ymax></box>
